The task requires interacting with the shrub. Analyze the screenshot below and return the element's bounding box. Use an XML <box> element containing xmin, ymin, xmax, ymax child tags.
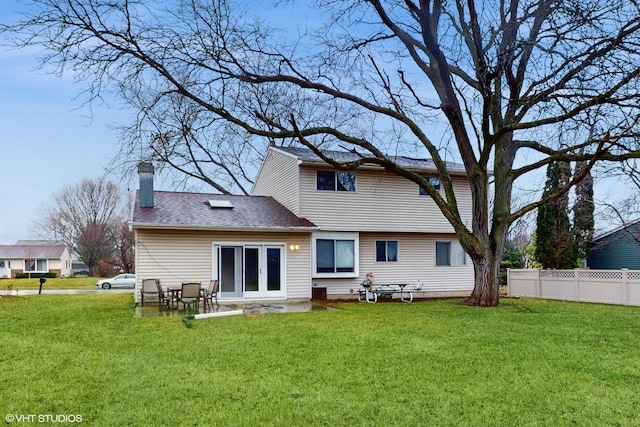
<box><xmin>15</xmin><ymin>272</ymin><xmax>57</xmax><ymax>279</ymax></box>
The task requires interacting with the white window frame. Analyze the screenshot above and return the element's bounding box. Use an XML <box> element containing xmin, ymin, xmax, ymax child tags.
<box><xmin>435</xmin><ymin>240</ymin><xmax>466</xmax><ymax>266</ymax></box>
<box><xmin>316</xmin><ymin>170</ymin><xmax>357</xmax><ymax>192</ymax></box>
<box><xmin>419</xmin><ymin>176</ymin><xmax>441</xmax><ymax>195</ymax></box>
<box><xmin>312</xmin><ymin>232</ymin><xmax>359</xmax><ymax>278</ymax></box>
<box><xmin>24</xmin><ymin>259</ymin><xmax>49</xmax><ymax>273</ymax></box>
<box><xmin>375</xmin><ymin>240</ymin><xmax>398</xmax><ymax>262</ymax></box>
<box><xmin>211</xmin><ymin>241</ymin><xmax>287</xmax><ymax>299</ymax></box>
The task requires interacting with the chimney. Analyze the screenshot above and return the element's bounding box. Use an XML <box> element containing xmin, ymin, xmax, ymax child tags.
<box><xmin>138</xmin><ymin>162</ymin><xmax>154</xmax><ymax>208</ymax></box>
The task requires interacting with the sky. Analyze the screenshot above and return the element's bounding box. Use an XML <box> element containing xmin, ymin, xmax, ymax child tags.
<box><xmin>0</xmin><ymin>0</ymin><xmax>314</xmax><ymax>245</ymax></box>
<box><xmin>0</xmin><ymin>1</ymin><xmax>631</xmax><ymax>245</ymax></box>
<box><xmin>0</xmin><ymin>3</ymin><xmax>137</xmax><ymax>244</ymax></box>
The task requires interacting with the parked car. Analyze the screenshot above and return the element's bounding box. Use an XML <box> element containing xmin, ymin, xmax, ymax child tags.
<box><xmin>96</xmin><ymin>274</ymin><xmax>136</xmax><ymax>289</ymax></box>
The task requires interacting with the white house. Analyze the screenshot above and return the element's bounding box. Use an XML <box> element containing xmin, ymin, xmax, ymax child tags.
<box><xmin>0</xmin><ymin>240</ymin><xmax>72</xmax><ymax>278</ymax></box>
<box><xmin>130</xmin><ymin>146</ymin><xmax>474</xmax><ymax>303</ymax></box>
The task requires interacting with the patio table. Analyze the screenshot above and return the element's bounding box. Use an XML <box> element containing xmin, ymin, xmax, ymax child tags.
<box><xmin>167</xmin><ymin>286</ymin><xmax>207</xmax><ymax>310</ymax></box>
<box><xmin>357</xmin><ymin>283</ymin><xmax>414</xmax><ymax>303</ymax></box>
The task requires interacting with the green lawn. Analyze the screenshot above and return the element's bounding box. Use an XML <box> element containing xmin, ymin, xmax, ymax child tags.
<box><xmin>1</xmin><ymin>295</ymin><xmax>639</xmax><ymax>426</ymax></box>
<box><xmin>0</xmin><ymin>277</ymin><xmax>98</xmax><ymax>290</ymax></box>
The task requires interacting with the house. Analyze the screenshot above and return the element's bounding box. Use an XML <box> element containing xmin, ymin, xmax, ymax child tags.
<box><xmin>0</xmin><ymin>240</ymin><xmax>72</xmax><ymax>278</ymax></box>
<box><xmin>131</xmin><ymin>146</ymin><xmax>474</xmax><ymax>303</ymax></box>
<box><xmin>71</xmin><ymin>260</ymin><xmax>90</xmax><ymax>275</ymax></box>
<box><xmin>587</xmin><ymin>221</ymin><xmax>640</xmax><ymax>269</ymax></box>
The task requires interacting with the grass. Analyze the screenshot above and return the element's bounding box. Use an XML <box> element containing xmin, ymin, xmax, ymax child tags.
<box><xmin>1</xmin><ymin>295</ymin><xmax>640</xmax><ymax>426</ymax></box>
<box><xmin>0</xmin><ymin>277</ymin><xmax>97</xmax><ymax>290</ymax></box>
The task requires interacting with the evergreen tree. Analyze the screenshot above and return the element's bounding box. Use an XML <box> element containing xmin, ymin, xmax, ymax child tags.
<box><xmin>573</xmin><ymin>160</ymin><xmax>595</xmax><ymax>264</ymax></box>
<box><xmin>535</xmin><ymin>161</ymin><xmax>576</xmax><ymax>268</ymax></box>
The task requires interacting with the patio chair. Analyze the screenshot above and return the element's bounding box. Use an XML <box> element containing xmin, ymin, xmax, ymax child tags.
<box><xmin>141</xmin><ymin>279</ymin><xmax>160</xmax><ymax>306</ymax></box>
<box><xmin>155</xmin><ymin>279</ymin><xmax>173</xmax><ymax>309</ymax></box>
<box><xmin>204</xmin><ymin>279</ymin><xmax>219</xmax><ymax>310</ymax></box>
<box><xmin>179</xmin><ymin>282</ymin><xmax>202</xmax><ymax>312</ymax></box>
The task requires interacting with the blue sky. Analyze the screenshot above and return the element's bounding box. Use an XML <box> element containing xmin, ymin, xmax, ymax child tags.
<box><xmin>0</xmin><ymin>0</ymin><xmax>314</xmax><ymax>245</ymax></box>
<box><xmin>0</xmin><ymin>1</ymin><xmax>629</xmax><ymax>245</ymax></box>
<box><xmin>0</xmin><ymin>2</ymin><xmax>133</xmax><ymax>244</ymax></box>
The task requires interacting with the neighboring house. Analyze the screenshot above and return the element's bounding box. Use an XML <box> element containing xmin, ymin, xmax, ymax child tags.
<box><xmin>587</xmin><ymin>221</ymin><xmax>640</xmax><ymax>269</ymax></box>
<box><xmin>72</xmin><ymin>260</ymin><xmax>90</xmax><ymax>275</ymax></box>
<box><xmin>0</xmin><ymin>240</ymin><xmax>72</xmax><ymax>278</ymax></box>
<box><xmin>131</xmin><ymin>146</ymin><xmax>474</xmax><ymax>303</ymax></box>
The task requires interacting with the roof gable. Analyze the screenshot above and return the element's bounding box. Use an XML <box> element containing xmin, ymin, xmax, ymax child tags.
<box><xmin>593</xmin><ymin>219</ymin><xmax>640</xmax><ymax>243</ymax></box>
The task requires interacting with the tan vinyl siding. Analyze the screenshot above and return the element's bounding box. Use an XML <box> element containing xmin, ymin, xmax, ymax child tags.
<box><xmin>299</xmin><ymin>166</ymin><xmax>472</xmax><ymax>232</ymax></box>
<box><xmin>251</xmin><ymin>149</ymin><xmax>301</xmax><ymax>215</ymax></box>
<box><xmin>312</xmin><ymin>232</ymin><xmax>474</xmax><ymax>297</ymax></box>
<box><xmin>134</xmin><ymin>229</ymin><xmax>311</xmax><ymax>302</ymax></box>
<box><xmin>49</xmin><ymin>248</ymin><xmax>72</xmax><ymax>277</ymax></box>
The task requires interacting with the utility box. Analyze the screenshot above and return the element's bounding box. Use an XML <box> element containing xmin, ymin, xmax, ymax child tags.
<box><xmin>311</xmin><ymin>285</ymin><xmax>327</xmax><ymax>300</ymax></box>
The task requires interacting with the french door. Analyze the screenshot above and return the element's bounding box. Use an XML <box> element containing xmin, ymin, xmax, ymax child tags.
<box><xmin>215</xmin><ymin>244</ymin><xmax>285</xmax><ymax>299</ymax></box>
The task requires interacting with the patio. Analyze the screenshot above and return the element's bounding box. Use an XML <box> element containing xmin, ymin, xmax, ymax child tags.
<box><xmin>132</xmin><ymin>301</ymin><xmax>336</xmax><ymax>318</ymax></box>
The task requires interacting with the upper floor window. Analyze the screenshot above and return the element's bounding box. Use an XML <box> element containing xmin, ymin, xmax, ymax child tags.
<box><xmin>24</xmin><ymin>259</ymin><xmax>48</xmax><ymax>272</ymax></box>
<box><xmin>419</xmin><ymin>177</ymin><xmax>441</xmax><ymax>195</ymax></box>
<box><xmin>435</xmin><ymin>241</ymin><xmax>466</xmax><ymax>266</ymax></box>
<box><xmin>376</xmin><ymin>240</ymin><xmax>398</xmax><ymax>262</ymax></box>
<box><xmin>317</xmin><ymin>171</ymin><xmax>356</xmax><ymax>192</ymax></box>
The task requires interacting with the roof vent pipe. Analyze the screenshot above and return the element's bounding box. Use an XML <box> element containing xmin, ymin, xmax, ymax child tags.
<box><xmin>138</xmin><ymin>162</ymin><xmax>154</xmax><ymax>208</ymax></box>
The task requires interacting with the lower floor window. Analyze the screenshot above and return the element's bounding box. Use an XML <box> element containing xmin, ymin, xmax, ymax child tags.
<box><xmin>25</xmin><ymin>259</ymin><xmax>48</xmax><ymax>272</ymax></box>
<box><xmin>376</xmin><ymin>240</ymin><xmax>398</xmax><ymax>262</ymax></box>
<box><xmin>317</xmin><ymin>239</ymin><xmax>355</xmax><ymax>273</ymax></box>
<box><xmin>313</xmin><ymin>232</ymin><xmax>359</xmax><ymax>277</ymax></box>
<box><xmin>435</xmin><ymin>241</ymin><xmax>466</xmax><ymax>266</ymax></box>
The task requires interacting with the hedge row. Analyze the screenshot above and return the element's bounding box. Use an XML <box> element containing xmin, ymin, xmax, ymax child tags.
<box><xmin>15</xmin><ymin>272</ymin><xmax>57</xmax><ymax>279</ymax></box>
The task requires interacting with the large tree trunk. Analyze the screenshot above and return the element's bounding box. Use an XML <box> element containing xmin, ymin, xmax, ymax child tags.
<box><xmin>465</xmin><ymin>253</ymin><xmax>501</xmax><ymax>307</ymax></box>
<box><xmin>463</xmin><ymin>155</ymin><xmax>511</xmax><ymax>307</ymax></box>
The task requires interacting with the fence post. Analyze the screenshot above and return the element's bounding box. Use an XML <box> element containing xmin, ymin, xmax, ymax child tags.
<box><xmin>574</xmin><ymin>268</ymin><xmax>580</xmax><ymax>302</ymax></box>
<box><xmin>536</xmin><ymin>269</ymin><xmax>541</xmax><ymax>298</ymax></box>
<box><xmin>622</xmin><ymin>269</ymin><xmax>629</xmax><ymax>305</ymax></box>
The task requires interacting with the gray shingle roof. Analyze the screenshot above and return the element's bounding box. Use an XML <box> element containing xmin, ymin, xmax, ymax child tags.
<box><xmin>0</xmin><ymin>244</ymin><xmax>67</xmax><ymax>259</ymax></box>
<box><xmin>274</xmin><ymin>146</ymin><xmax>467</xmax><ymax>173</ymax></box>
<box><xmin>131</xmin><ymin>192</ymin><xmax>316</xmax><ymax>230</ymax></box>
<box><xmin>14</xmin><ymin>240</ymin><xmax>65</xmax><ymax>246</ymax></box>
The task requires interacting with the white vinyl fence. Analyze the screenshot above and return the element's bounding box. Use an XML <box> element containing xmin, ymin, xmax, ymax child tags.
<box><xmin>508</xmin><ymin>269</ymin><xmax>640</xmax><ymax>306</ymax></box>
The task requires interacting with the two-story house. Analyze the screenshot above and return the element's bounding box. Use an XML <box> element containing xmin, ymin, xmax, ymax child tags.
<box><xmin>130</xmin><ymin>146</ymin><xmax>474</xmax><ymax>303</ymax></box>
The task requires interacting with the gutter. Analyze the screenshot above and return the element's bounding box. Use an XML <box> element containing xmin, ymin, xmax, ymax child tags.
<box><xmin>130</xmin><ymin>222</ymin><xmax>319</xmax><ymax>233</ymax></box>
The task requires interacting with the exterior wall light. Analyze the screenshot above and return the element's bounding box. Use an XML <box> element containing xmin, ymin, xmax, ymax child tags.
<box><xmin>289</xmin><ymin>244</ymin><xmax>300</xmax><ymax>251</ymax></box>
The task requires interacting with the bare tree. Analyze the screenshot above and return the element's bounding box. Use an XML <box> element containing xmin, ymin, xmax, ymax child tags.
<box><xmin>21</xmin><ymin>246</ymin><xmax>35</xmax><ymax>279</ymax></box>
<box><xmin>108</xmin><ymin>221</ymin><xmax>135</xmax><ymax>274</ymax></box>
<box><xmin>599</xmin><ymin>197</ymin><xmax>640</xmax><ymax>246</ymax></box>
<box><xmin>589</xmin><ymin>154</ymin><xmax>640</xmax><ymax>245</ymax></box>
<box><xmin>6</xmin><ymin>1</ymin><xmax>640</xmax><ymax>305</ymax></box>
<box><xmin>35</xmin><ymin>177</ymin><xmax>127</xmax><ymax>275</ymax></box>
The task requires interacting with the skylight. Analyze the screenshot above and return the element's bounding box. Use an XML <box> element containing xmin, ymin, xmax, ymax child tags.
<box><xmin>208</xmin><ymin>200</ymin><xmax>234</xmax><ymax>209</ymax></box>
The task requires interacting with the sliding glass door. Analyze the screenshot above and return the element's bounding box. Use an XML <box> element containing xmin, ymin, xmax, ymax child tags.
<box><xmin>215</xmin><ymin>244</ymin><xmax>285</xmax><ymax>299</ymax></box>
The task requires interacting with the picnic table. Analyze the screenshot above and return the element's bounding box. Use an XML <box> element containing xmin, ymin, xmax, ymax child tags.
<box><xmin>357</xmin><ymin>282</ymin><xmax>415</xmax><ymax>303</ymax></box>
